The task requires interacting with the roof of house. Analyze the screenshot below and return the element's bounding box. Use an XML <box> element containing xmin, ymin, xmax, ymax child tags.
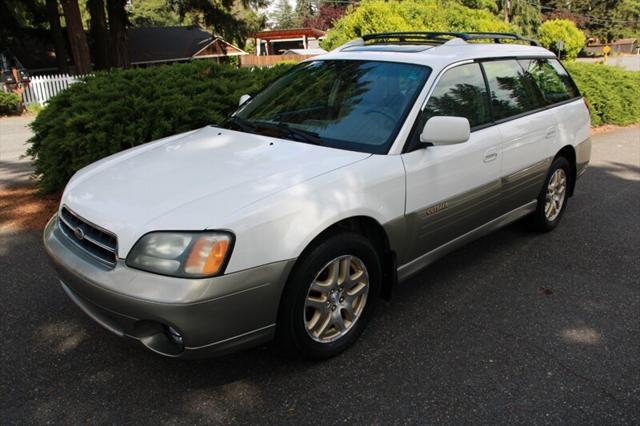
<box><xmin>254</xmin><ymin>28</ymin><xmax>326</xmax><ymax>41</ymax></box>
<box><xmin>128</xmin><ymin>26</ymin><xmax>246</xmax><ymax>64</ymax></box>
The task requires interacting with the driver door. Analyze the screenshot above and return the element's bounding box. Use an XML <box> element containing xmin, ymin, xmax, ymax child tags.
<box><xmin>400</xmin><ymin>62</ymin><xmax>503</xmax><ymax>267</ymax></box>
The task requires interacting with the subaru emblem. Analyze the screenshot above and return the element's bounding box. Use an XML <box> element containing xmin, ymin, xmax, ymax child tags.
<box><xmin>74</xmin><ymin>227</ymin><xmax>85</xmax><ymax>241</ymax></box>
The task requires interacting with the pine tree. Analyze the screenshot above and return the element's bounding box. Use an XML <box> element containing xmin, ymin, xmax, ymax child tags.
<box><xmin>295</xmin><ymin>0</ymin><xmax>314</xmax><ymax>25</ymax></box>
<box><xmin>271</xmin><ymin>0</ymin><xmax>297</xmax><ymax>29</ymax></box>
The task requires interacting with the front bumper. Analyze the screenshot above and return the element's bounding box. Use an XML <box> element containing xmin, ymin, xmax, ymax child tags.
<box><xmin>43</xmin><ymin>216</ymin><xmax>295</xmax><ymax>358</ymax></box>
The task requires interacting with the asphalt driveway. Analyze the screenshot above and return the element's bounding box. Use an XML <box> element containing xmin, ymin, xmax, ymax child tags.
<box><xmin>1</xmin><ymin>127</ymin><xmax>639</xmax><ymax>424</ymax></box>
<box><xmin>0</xmin><ymin>116</ymin><xmax>34</xmax><ymax>189</ymax></box>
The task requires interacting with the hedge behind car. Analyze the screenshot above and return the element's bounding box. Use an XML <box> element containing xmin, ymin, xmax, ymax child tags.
<box><xmin>564</xmin><ymin>62</ymin><xmax>640</xmax><ymax>127</ymax></box>
<box><xmin>27</xmin><ymin>62</ymin><xmax>294</xmax><ymax>193</ymax></box>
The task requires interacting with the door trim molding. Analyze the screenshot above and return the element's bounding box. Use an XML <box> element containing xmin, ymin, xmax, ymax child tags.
<box><xmin>397</xmin><ymin>200</ymin><xmax>537</xmax><ymax>282</ymax></box>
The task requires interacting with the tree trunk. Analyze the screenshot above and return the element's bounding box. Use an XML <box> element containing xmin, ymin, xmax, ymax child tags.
<box><xmin>59</xmin><ymin>0</ymin><xmax>92</xmax><ymax>74</ymax></box>
<box><xmin>87</xmin><ymin>0</ymin><xmax>110</xmax><ymax>69</ymax></box>
<box><xmin>45</xmin><ymin>0</ymin><xmax>70</xmax><ymax>73</ymax></box>
<box><xmin>107</xmin><ymin>0</ymin><xmax>130</xmax><ymax>68</ymax></box>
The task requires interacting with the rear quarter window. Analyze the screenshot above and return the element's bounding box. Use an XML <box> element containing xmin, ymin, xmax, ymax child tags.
<box><xmin>520</xmin><ymin>58</ymin><xmax>580</xmax><ymax>105</ymax></box>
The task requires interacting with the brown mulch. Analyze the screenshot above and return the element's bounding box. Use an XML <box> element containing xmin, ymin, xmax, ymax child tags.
<box><xmin>0</xmin><ymin>185</ymin><xmax>60</xmax><ymax>231</ymax></box>
<box><xmin>591</xmin><ymin>124</ymin><xmax>640</xmax><ymax>135</ymax></box>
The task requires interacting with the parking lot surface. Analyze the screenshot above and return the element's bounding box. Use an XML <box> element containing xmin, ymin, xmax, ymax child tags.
<box><xmin>1</xmin><ymin>127</ymin><xmax>639</xmax><ymax>424</ymax></box>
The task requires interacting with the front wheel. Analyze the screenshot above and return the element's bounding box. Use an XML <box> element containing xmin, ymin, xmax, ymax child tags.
<box><xmin>276</xmin><ymin>232</ymin><xmax>381</xmax><ymax>360</ymax></box>
<box><xmin>527</xmin><ymin>156</ymin><xmax>571</xmax><ymax>232</ymax></box>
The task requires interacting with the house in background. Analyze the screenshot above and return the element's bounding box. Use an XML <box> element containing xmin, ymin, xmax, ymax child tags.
<box><xmin>584</xmin><ymin>38</ymin><xmax>638</xmax><ymax>56</ymax></box>
<box><xmin>128</xmin><ymin>26</ymin><xmax>247</xmax><ymax>66</ymax></box>
<box><xmin>3</xmin><ymin>26</ymin><xmax>247</xmax><ymax>75</ymax></box>
<box><xmin>254</xmin><ymin>28</ymin><xmax>326</xmax><ymax>56</ymax></box>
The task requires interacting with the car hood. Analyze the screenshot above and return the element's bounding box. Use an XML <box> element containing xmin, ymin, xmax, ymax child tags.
<box><xmin>62</xmin><ymin>126</ymin><xmax>370</xmax><ymax>257</ymax></box>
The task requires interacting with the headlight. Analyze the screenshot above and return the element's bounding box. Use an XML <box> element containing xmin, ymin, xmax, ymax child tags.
<box><xmin>126</xmin><ymin>231</ymin><xmax>233</xmax><ymax>278</ymax></box>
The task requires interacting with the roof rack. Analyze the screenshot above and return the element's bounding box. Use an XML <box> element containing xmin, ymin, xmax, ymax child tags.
<box><xmin>358</xmin><ymin>31</ymin><xmax>540</xmax><ymax>47</ymax></box>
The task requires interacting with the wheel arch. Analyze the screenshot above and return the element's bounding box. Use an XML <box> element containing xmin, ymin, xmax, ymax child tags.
<box><xmin>287</xmin><ymin>216</ymin><xmax>397</xmax><ymax>302</ymax></box>
<box><xmin>555</xmin><ymin>145</ymin><xmax>577</xmax><ymax>197</ymax></box>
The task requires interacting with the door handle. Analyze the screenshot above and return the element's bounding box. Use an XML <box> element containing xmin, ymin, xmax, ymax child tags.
<box><xmin>483</xmin><ymin>148</ymin><xmax>498</xmax><ymax>163</ymax></box>
<box><xmin>545</xmin><ymin>127</ymin><xmax>557</xmax><ymax>139</ymax></box>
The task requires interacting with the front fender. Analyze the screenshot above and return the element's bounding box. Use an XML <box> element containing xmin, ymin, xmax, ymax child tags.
<box><xmin>223</xmin><ymin>155</ymin><xmax>406</xmax><ymax>274</ymax></box>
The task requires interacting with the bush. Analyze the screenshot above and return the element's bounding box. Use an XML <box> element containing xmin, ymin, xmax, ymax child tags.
<box><xmin>538</xmin><ymin>19</ymin><xmax>585</xmax><ymax>60</ymax></box>
<box><xmin>27</xmin><ymin>62</ymin><xmax>294</xmax><ymax>193</ymax></box>
<box><xmin>0</xmin><ymin>91</ymin><xmax>21</xmax><ymax>116</ymax></box>
<box><xmin>564</xmin><ymin>62</ymin><xmax>640</xmax><ymax>127</ymax></box>
<box><xmin>25</xmin><ymin>103</ymin><xmax>44</xmax><ymax>116</ymax></box>
<box><xmin>322</xmin><ymin>0</ymin><xmax>515</xmax><ymax>50</ymax></box>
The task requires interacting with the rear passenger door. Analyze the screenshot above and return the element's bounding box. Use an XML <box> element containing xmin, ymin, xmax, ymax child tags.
<box><xmin>481</xmin><ymin>59</ymin><xmax>557</xmax><ymax>214</ymax></box>
<box><xmin>401</xmin><ymin>62</ymin><xmax>502</xmax><ymax>266</ymax></box>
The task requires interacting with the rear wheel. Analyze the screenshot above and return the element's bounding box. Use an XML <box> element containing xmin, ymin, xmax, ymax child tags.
<box><xmin>528</xmin><ymin>156</ymin><xmax>571</xmax><ymax>232</ymax></box>
<box><xmin>277</xmin><ymin>232</ymin><xmax>381</xmax><ymax>359</ymax></box>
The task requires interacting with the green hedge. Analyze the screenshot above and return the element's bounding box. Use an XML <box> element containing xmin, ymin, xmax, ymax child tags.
<box><xmin>0</xmin><ymin>91</ymin><xmax>21</xmax><ymax>116</ymax></box>
<box><xmin>27</xmin><ymin>60</ymin><xmax>640</xmax><ymax>193</ymax></box>
<box><xmin>564</xmin><ymin>62</ymin><xmax>640</xmax><ymax>127</ymax></box>
<box><xmin>27</xmin><ymin>62</ymin><xmax>293</xmax><ymax>193</ymax></box>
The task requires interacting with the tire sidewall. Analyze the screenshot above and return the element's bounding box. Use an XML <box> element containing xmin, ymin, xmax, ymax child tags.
<box><xmin>278</xmin><ymin>232</ymin><xmax>382</xmax><ymax>359</ymax></box>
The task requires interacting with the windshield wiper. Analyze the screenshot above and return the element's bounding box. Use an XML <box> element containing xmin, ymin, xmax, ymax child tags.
<box><xmin>254</xmin><ymin>121</ymin><xmax>325</xmax><ymax>146</ymax></box>
<box><xmin>223</xmin><ymin>115</ymin><xmax>256</xmax><ymax>133</ymax></box>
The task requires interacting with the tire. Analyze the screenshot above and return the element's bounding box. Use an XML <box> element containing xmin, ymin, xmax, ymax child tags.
<box><xmin>276</xmin><ymin>232</ymin><xmax>382</xmax><ymax>360</ymax></box>
<box><xmin>527</xmin><ymin>156</ymin><xmax>571</xmax><ymax>232</ymax></box>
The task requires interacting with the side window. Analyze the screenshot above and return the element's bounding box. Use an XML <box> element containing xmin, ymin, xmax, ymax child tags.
<box><xmin>482</xmin><ymin>60</ymin><xmax>544</xmax><ymax>120</ymax></box>
<box><xmin>520</xmin><ymin>58</ymin><xmax>579</xmax><ymax>104</ymax></box>
<box><xmin>419</xmin><ymin>63</ymin><xmax>492</xmax><ymax>129</ymax></box>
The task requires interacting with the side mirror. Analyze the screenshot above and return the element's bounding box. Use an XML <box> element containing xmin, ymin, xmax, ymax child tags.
<box><xmin>420</xmin><ymin>116</ymin><xmax>470</xmax><ymax>146</ymax></box>
<box><xmin>239</xmin><ymin>94</ymin><xmax>251</xmax><ymax>106</ymax></box>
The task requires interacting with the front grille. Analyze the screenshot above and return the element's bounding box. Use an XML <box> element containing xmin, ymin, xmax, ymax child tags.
<box><xmin>58</xmin><ymin>207</ymin><xmax>118</xmax><ymax>267</ymax></box>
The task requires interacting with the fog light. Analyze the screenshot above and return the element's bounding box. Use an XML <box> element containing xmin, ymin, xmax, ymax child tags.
<box><xmin>166</xmin><ymin>325</ymin><xmax>184</xmax><ymax>346</ymax></box>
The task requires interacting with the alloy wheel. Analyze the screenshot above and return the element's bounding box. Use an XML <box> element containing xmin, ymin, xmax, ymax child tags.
<box><xmin>545</xmin><ymin>168</ymin><xmax>567</xmax><ymax>221</ymax></box>
<box><xmin>303</xmin><ymin>255</ymin><xmax>370</xmax><ymax>343</ymax></box>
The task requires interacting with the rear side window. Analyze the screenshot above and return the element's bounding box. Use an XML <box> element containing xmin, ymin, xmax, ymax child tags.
<box><xmin>520</xmin><ymin>58</ymin><xmax>580</xmax><ymax>104</ymax></box>
<box><xmin>420</xmin><ymin>63</ymin><xmax>492</xmax><ymax>128</ymax></box>
<box><xmin>482</xmin><ymin>60</ymin><xmax>544</xmax><ymax>120</ymax></box>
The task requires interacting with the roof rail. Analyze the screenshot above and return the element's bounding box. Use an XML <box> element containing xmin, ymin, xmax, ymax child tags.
<box><xmin>357</xmin><ymin>31</ymin><xmax>539</xmax><ymax>47</ymax></box>
<box><xmin>462</xmin><ymin>32</ymin><xmax>539</xmax><ymax>46</ymax></box>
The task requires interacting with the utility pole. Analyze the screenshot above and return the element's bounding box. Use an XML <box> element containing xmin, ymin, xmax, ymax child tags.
<box><xmin>504</xmin><ymin>0</ymin><xmax>510</xmax><ymax>23</ymax></box>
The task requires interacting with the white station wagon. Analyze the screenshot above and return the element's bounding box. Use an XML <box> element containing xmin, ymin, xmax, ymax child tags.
<box><xmin>44</xmin><ymin>32</ymin><xmax>591</xmax><ymax>359</ymax></box>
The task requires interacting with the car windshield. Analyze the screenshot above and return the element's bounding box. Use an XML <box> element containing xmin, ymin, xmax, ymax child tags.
<box><xmin>223</xmin><ymin>60</ymin><xmax>431</xmax><ymax>154</ymax></box>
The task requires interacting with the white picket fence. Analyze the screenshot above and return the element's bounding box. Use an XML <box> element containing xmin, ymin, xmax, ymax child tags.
<box><xmin>21</xmin><ymin>73</ymin><xmax>92</xmax><ymax>106</ymax></box>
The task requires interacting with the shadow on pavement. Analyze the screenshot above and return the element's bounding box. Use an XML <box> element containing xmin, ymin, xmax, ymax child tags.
<box><xmin>0</xmin><ymin>160</ymin><xmax>35</xmax><ymax>188</ymax></box>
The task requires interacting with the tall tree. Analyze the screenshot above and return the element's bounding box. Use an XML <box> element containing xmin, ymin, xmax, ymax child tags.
<box><xmin>129</xmin><ymin>0</ymin><xmax>184</xmax><ymax>27</ymax></box>
<box><xmin>169</xmin><ymin>0</ymin><xmax>268</xmax><ymax>41</ymax></box>
<box><xmin>271</xmin><ymin>0</ymin><xmax>296</xmax><ymax>29</ymax></box>
<box><xmin>60</xmin><ymin>0</ymin><xmax>92</xmax><ymax>74</ymax></box>
<box><xmin>45</xmin><ymin>0</ymin><xmax>70</xmax><ymax>72</ymax></box>
<box><xmin>107</xmin><ymin>0</ymin><xmax>129</xmax><ymax>68</ymax></box>
<box><xmin>541</xmin><ymin>0</ymin><xmax>640</xmax><ymax>41</ymax></box>
<box><xmin>87</xmin><ymin>0</ymin><xmax>110</xmax><ymax>69</ymax></box>
<box><xmin>510</xmin><ymin>0</ymin><xmax>542</xmax><ymax>37</ymax></box>
<box><xmin>295</xmin><ymin>0</ymin><xmax>314</xmax><ymax>25</ymax></box>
